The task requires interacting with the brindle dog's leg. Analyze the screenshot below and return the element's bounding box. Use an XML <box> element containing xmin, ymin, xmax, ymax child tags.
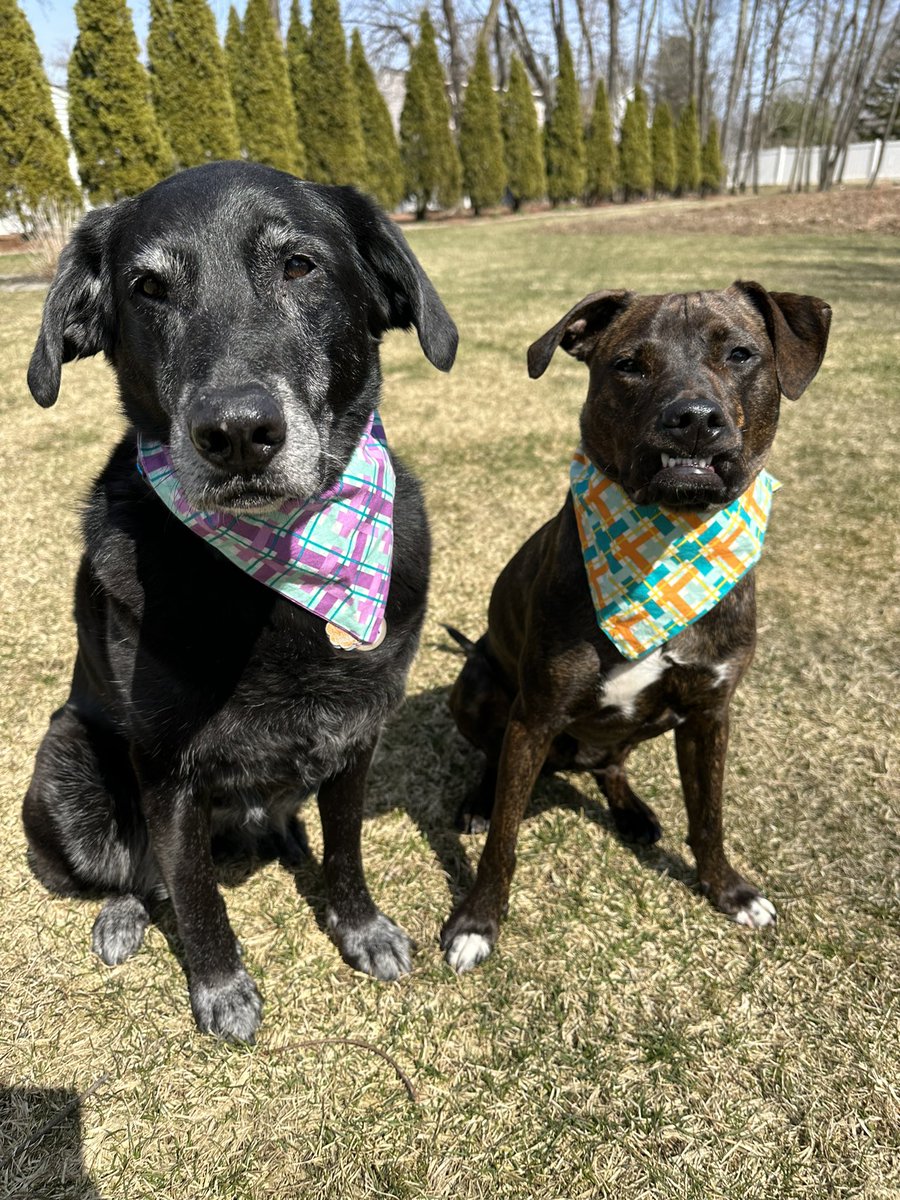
<box><xmin>441</xmin><ymin>696</ymin><xmax>554</xmax><ymax>972</ymax></box>
<box><xmin>319</xmin><ymin>740</ymin><xmax>414</xmax><ymax>981</ymax></box>
<box><xmin>675</xmin><ymin>712</ymin><xmax>776</xmax><ymax>928</ymax></box>
<box><xmin>136</xmin><ymin>752</ymin><xmax>262</xmax><ymax>1042</ymax></box>
<box><xmin>594</xmin><ymin>751</ymin><xmax>662</xmax><ymax>846</ymax></box>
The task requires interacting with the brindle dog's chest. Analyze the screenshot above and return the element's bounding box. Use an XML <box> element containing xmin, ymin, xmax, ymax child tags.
<box><xmin>556</xmin><ymin>644</ymin><xmax>736</xmax><ymax>769</ymax></box>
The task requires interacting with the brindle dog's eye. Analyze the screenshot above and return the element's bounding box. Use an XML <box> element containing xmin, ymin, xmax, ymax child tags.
<box><xmin>728</xmin><ymin>346</ymin><xmax>753</xmax><ymax>363</ymax></box>
<box><xmin>137</xmin><ymin>275</ymin><xmax>167</xmax><ymax>300</ymax></box>
<box><xmin>612</xmin><ymin>355</ymin><xmax>641</xmax><ymax>375</ymax></box>
<box><xmin>284</xmin><ymin>255</ymin><xmax>315</xmax><ymax>280</ymax></box>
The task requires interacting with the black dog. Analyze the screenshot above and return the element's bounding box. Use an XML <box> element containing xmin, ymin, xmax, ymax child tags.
<box><xmin>23</xmin><ymin>161</ymin><xmax>457</xmax><ymax>1041</ymax></box>
<box><xmin>441</xmin><ymin>283</ymin><xmax>830</xmax><ymax>973</ymax></box>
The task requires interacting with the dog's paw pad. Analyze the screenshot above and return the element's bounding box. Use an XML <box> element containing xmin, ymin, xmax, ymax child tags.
<box><xmin>92</xmin><ymin>896</ymin><xmax>150</xmax><ymax>966</ymax></box>
<box><xmin>445</xmin><ymin>932</ymin><xmax>492</xmax><ymax>973</ymax></box>
<box><xmin>733</xmin><ymin>895</ymin><xmax>777</xmax><ymax>929</ymax></box>
<box><xmin>328</xmin><ymin>911</ymin><xmax>414</xmax><ymax>981</ymax></box>
<box><xmin>191</xmin><ymin>968</ymin><xmax>262</xmax><ymax>1042</ymax></box>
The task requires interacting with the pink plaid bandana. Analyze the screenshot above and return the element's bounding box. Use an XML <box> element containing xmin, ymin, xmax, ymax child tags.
<box><xmin>137</xmin><ymin>411</ymin><xmax>394</xmax><ymax>647</ymax></box>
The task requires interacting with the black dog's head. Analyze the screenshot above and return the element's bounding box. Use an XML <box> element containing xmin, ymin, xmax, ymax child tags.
<box><xmin>29</xmin><ymin>161</ymin><xmax>458</xmax><ymax>512</ymax></box>
<box><xmin>527</xmin><ymin>282</ymin><xmax>831</xmax><ymax>510</ymax></box>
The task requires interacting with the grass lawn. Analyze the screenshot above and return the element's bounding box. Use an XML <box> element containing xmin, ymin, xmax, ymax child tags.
<box><xmin>0</xmin><ymin>194</ymin><xmax>898</xmax><ymax>1199</ymax></box>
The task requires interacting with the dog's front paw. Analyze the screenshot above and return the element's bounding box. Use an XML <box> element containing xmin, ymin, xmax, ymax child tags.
<box><xmin>709</xmin><ymin>878</ymin><xmax>777</xmax><ymax>930</ymax></box>
<box><xmin>190</xmin><ymin>968</ymin><xmax>263</xmax><ymax>1043</ymax></box>
<box><xmin>327</xmin><ymin>910</ymin><xmax>414</xmax><ymax>981</ymax></box>
<box><xmin>732</xmin><ymin>894</ymin><xmax>777</xmax><ymax>929</ymax></box>
<box><xmin>440</xmin><ymin>907</ymin><xmax>498</xmax><ymax>974</ymax></box>
<box><xmin>92</xmin><ymin>895</ymin><xmax>150</xmax><ymax>965</ymax></box>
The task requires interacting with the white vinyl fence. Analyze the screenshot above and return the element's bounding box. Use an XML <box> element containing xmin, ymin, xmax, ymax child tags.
<box><xmin>729</xmin><ymin>139</ymin><xmax>900</xmax><ymax>188</ymax></box>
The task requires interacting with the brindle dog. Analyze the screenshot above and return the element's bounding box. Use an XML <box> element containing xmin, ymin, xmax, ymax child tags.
<box><xmin>441</xmin><ymin>281</ymin><xmax>831</xmax><ymax>973</ymax></box>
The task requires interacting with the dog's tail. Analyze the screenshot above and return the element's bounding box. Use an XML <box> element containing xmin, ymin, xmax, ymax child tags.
<box><xmin>443</xmin><ymin>624</ymin><xmax>477</xmax><ymax>656</ymax></box>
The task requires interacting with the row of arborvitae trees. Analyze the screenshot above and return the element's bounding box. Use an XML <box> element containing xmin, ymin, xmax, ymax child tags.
<box><xmin>2</xmin><ymin>0</ymin><xmax>724</xmax><ymax>224</ymax></box>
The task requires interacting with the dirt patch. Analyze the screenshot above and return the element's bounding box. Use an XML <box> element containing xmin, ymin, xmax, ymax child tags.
<box><xmin>549</xmin><ymin>185</ymin><xmax>900</xmax><ymax>237</ymax></box>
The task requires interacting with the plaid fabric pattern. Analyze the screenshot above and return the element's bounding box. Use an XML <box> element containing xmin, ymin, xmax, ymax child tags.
<box><xmin>570</xmin><ymin>451</ymin><xmax>780</xmax><ymax>660</ymax></box>
<box><xmin>137</xmin><ymin>411</ymin><xmax>395</xmax><ymax>646</ymax></box>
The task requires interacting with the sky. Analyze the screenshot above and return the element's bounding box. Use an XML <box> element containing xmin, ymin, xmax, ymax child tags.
<box><xmin>23</xmin><ymin>0</ymin><xmax>235</xmax><ymax>84</ymax></box>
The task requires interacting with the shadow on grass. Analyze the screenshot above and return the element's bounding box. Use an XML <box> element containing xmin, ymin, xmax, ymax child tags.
<box><xmin>0</xmin><ymin>1084</ymin><xmax>107</xmax><ymax>1199</ymax></box>
<box><xmin>284</xmin><ymin>681</ymin><xmax>696</xmax><ymax>937</ymax></box>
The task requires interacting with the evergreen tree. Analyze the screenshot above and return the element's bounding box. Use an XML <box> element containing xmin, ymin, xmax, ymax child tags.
<box><xmin>224</xmin><ymin>6</ymin><xmax>246</xmax><ymax>146</ymax></box>
<box><xmin>584</xmin><ymin>76</ymin><xmax>617</xmax><ymax>203</ymax></box>
<box><xmin>147</xmin><ymin>0</ymin><xmax>239</xmax><ymax>168</ymax></box>
<box><xmin>544</xmin><ymin>37</ymin><xmax>585</xmax><ymax>206</ymax></box>
<box><xmin>303</xmin><ymin>0</ymin><xmax>362</xmax><ymax>185</ymax></box>
<box><xmin>400</xmin><ymin>11</ymin><xmax>461</xmax><ymax>218</ymax></box>
<box><xmin>0</xmin><ymin>0</ymin><xmax>81</xmax><ymax>221</ymax></box>
<box><xmin>68</xmin><ymin>0</ymin><xmax>172</xmax><ymax>203</ymax></box>
<box><xmin>501</xmin><ymin>53</ymin><xmax>545</xmax><ymax>211</ymax></box>
<box><xmin>619</xmin><ymin>85</ymin><xmax>652</xmax><ymax>199</ymax></box>
<box><xmin>676</xmin><ymin>98</ymin><xmax>701</xmax><ymax>194</ymax></box>
<box><xmin>233</xmin><ymin>0</ymin><xmax>302</xmax><ymax>173</ymax></box>
<box><xmin>349</xmin><ymin>30</ymin><xmax>404</xmax><ymax>209</ymax></box>
<box><xmin>651</xmin><ymin>100</ymin><xmax>676</xmax><ymax>195</ymax></box>
<box><xmin>701</xmin><ymin>118</ymin><xmax>725</xmax><ymax>195</ymax></box>
<box><xmin>286</xmin><ymin>0</ymin><xmax>312</xmax><ymax>174</ymax></box>
<box><xmin>458</xmin><ymin>39</ymin><xmax>505</xmax><ymax>215</ymax></box>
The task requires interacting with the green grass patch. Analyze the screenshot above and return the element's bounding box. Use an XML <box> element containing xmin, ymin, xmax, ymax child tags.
<box><xmin>1</xmin><ymin>194</ymin><xmax>898</xmax><ymax>1199</ymax></box>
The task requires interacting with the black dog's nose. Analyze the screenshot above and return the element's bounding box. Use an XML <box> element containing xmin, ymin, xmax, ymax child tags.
<box><xmin>658</xmin><ymin>397</ymin><xmax>727</xmax><ymax>449</ymax></box>
<box><xmin>189</xmin><ymin>388</ymin><xmax>286</xmax><ymax>472</ymax></box>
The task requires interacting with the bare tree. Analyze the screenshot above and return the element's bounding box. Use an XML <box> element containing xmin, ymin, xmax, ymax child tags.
<box><xmin>821</xmin><ymin>0</ymin><xmax>895</xmax><ymax>188</ymax></box>
<box><xmin>868</xmin><ymin>75</ymin><xmax>900</xmax><ymax>183</ymax></box>
<box><xmin>441</xmin><ymin>0</ymin><xmax>468</xmax><ymax>120</ymax></box>
<box><xmin>505</xmin><ymin>0</ymin><xmax>551</xmax><ymax>97</ymax></box>
<box><xmin>633</xmin><ymin>0</ymin><xmax>659</xmax><ymax>90</ymax></box>
<box><xmin>607</xmin><ymin>0</ymin><xmax>621</xmax><ymax>112</ymax></box>
<box><xmin>721</xmin><ymin>0</ymin><xmax>762</xmax><ymax>156</ymax></box>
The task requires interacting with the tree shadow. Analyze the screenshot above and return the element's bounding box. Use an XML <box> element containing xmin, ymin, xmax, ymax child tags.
<box><xmin>284</xmin><ymin>678</ymin><xmax>696</xmax><ymax>934</ymax></box>
<box><xmin>0</xmin><ymin>1084</ymin><xmax>107</xmax><ymax>1199</ymax></box>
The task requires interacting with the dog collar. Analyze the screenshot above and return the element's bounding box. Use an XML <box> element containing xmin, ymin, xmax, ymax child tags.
<box><xmin>570</xmin><ymin>451</ymin><xmax>780</xmax><ymax>660</ymax></box>
<box><xmin>137</xmin><ymin>411</ymin><xmax>394</xmax><ymax>649</ymax></box>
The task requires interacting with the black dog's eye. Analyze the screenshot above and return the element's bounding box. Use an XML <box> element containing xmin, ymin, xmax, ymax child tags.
<box><xmin>728</xmin><ymin>346</ymin><xmax>754</xmax><ymax>364</ymax></box>
<box><xmin>136</xmin><ymin>274</ymin><xmax>167</xmax><ymax>301</ymax></box>
<box><xmin>612</xmin><ymin>355</ymin><xmax>641</xmax><ymax>375</ymax></box>
<box><xmin>284</xmin><ymin>255</ymin><xmax>316</xmax><ymax>281</ymax></box>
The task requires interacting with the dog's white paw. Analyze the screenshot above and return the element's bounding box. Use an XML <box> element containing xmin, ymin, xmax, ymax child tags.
<box><xmin>92</xmin><ymin>895</ymin><xmax>150</xmax><ymax>965</ymax></box>
<box><xmin>445</xmin><ymin>932</ymin><xmax>493</xmax><ymax>974</ymax></box>
<box><xmin>327</xmin><ymin>910</ymin><xmax>414</xmax><ymax>981</ymax></box>
<box><xmin>733</xmin><ymin>895</ymin><xmax>777</xmax><ymax>929</ymax></box>
<box><xmin>191</xmin><ymin>968</ymin><xmax>262</xmax><ymax>1042</ymax></box>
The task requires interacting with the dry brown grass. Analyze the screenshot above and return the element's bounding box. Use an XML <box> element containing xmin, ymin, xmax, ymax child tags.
<box><xmin>1</xmin><ymin>194</ymin><xmax>898</xmax><ymax>1199</ymax></box>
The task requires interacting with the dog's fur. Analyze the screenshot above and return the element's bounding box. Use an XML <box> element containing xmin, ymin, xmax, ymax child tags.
<box><xmin>23</xmin><ymin>161</ymin><xmax>457</xmax><ymax>1040</ymax></box>
<box><xmin>440</xmin><ymin>282</ymin><xmax>830</xmax><ymax>974</ymax></box>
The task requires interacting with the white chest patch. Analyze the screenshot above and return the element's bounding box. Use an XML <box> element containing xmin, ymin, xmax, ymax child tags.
<box><xmin>599</xmin><ymin>648</ymin><xmax>667</xmax><ymax>719</ymax></box>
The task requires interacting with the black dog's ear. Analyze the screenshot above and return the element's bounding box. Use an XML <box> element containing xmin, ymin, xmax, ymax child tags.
<box><xmin>732</xmin><ymin>281</ymin><xmax>831</xmax><ymax>400</ymax></box>
<box><xmin>27</xmin><ymin>204</ymin><xmax>124</xmax><ymax>408</ymax></box>
<box><xmin>527</xmin><ymin>290</ymin><xmax>632</xmax><ymax>379</ymax></box>
<box><xmin>336</xmin><ymin>188</ymin><xmax>458</xmax><ymax>372</ymax></box>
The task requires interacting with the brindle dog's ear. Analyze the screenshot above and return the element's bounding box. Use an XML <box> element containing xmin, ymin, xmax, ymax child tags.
<box><xmin>732</xmin><ymin>281</ymin><xmax>832</xmax><ymax>400</ymax></box>
<box><xmin>527</xmin><ymin>290</ymin><xmax>632</xmax><ymax>379</ymax></box>
<box><xmin>337</xmin><ymin>188</ymin><xmax>458</xmax><ymax>372</ymax></box>
<box><xmin>27</xmin><ymin>204</ymin><xmax>125</xmax><ymax>408</ymax></box>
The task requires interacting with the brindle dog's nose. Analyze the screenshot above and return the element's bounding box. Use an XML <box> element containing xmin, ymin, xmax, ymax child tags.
<box><xmin>658</xmin><ymin>397</ymin><xmax>727</xmax><ymax>451</ymax></box>
<box><xmin>189</xmin><ymin>388</ymin><xmax>287</xmax><ymax>472</ymax></box>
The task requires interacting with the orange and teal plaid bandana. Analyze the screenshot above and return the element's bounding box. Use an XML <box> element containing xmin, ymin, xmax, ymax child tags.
<box><xmin>570</xmin><ymin>451</ymin><xmax>780</xmax><ymax>660</ymax></box>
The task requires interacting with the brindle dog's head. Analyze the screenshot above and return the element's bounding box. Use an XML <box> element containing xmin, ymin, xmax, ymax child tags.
<box><xmin>527</xmin><ymin>283</ymin><xmax>831</xmax><ymax>510</ymax></box>
<box><xmin>28</xmin><ymin>161</ymin><xmax>457</xmax><ymax>513</ymax></box>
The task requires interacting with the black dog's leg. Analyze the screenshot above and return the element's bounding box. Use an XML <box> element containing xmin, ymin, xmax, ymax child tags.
<box><xmin>675</xmin><ymin>711</ymin><xmax>776</xmax><ymax>929</ymax></box>
<box><xmin>136</xmin><ymin>754</ymin><xmax>262</xmax><ymax>1042</ymax></box>
<box><xmin>318</xmin><ymin>740</ymin><xmax>414</xmax><ymax>981</ymax></box>
<box><xmin>92</xmin><ymin>894</ymin><xmax>152</xmax><ymax>965</ymax></box>
<box><xmin>457</xmin><ymin>763</ymin><xmax>498</xmax><ymax>834</ymax></box>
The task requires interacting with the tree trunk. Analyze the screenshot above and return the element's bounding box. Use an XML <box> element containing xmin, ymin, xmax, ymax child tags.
<box><xmin>607</xmin><ymin>0</ymin><xmax>620</xmax><ymax>114</ymax></box>
<box><xmin>441</xmin><ymin>0</ymin><xmax>466</xmax><ymax>124</ymax></box>
<box><xmin>868</xmin><ymin>78</ymin><xmax>900</xmax><ymax>185</ymax></box>
<box><xmin>505</xmin><ymin>0</ymin><xmax>551</xmax><ymax>99</ymax></box>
